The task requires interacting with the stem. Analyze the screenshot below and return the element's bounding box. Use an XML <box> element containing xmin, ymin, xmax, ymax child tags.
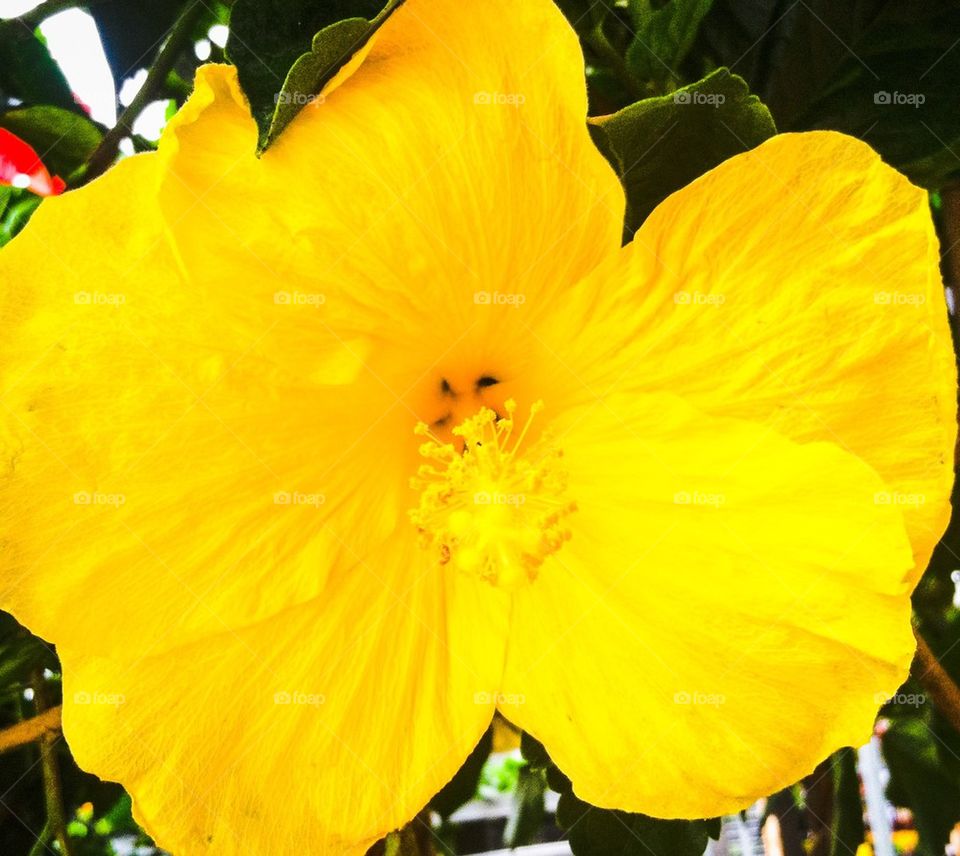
<box><xmin>83</xmin><ymin>0</ymin><xmax>206</xmax><ymax>183</ymax></box>
<box><xmin>911</xmin><ymin>629</ymin><xmax>960</xmax><ymax>733</ymax></box>
<box><xmin>27</xmin><ymin>821</ymin><xmax>51</xmax><ymax>856</ymax></box>
<box><xmin>0</xmin><ymin>706</ymin><xmax>61</xmax><ymax>756</ymax></box>
<box><xmin>584</xmin><ymin>26</ymin><xmax>645</xmax><ymax>102</ymax></box>
<box><xmin>32</xmin><ymin>674</ymin><xmax>73</xmax><ymax>856</ymax></box>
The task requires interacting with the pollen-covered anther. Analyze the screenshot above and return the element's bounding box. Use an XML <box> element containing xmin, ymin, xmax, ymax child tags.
<box><xmin>409</xmin><ymin>400</ymin><xmax>575</xmax><ymax>590</ymax></box>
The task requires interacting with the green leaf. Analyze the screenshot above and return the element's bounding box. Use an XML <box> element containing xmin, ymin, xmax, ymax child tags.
<box><xmin>521</xmin><ymin>733</ymin><xmax>719</xmax><ymax>856</ymax></box>
<box><xmin>0</xmin><ymin>611</ymin><xmax>57</xmax><ymax>696</ymax></box>
<box><xmin>0</xmin><ymin>106</ymin><xmax>102</xmax><ymax>179</ymax></box>
<box><xmin>505</xmin><ymin>763</ymin><xmax>547</xmax><ymax>848</ymax></box>
<box><xmin>227</xmin><ymin>0</ymin><xmax>403</xmax><ymax>151</ymax></box>
<box><xmin>829</xmin><ymin>748</ymin><xmax>865</xmax><ymax>856</ymax></box>
<box><xmin>0</xmin><ymin>23</ymin><xmax>76</xmax><ymax>111</ymax></box>
<box><xmin>263</xmin><ymin>17</ymin><xmax>372</xmax><ymax>150</ymax></box>
<box><xmin>520</xmin><ymin>731</ymin><xmax>551</xmax><ymax>769</ymax></box>
<box><xmin>92</xmin><ymin>793</ymin><xmax>137</xmax><ymax>837</ymax></box>
<box><xmin>0</xmin><ymin>194</ymin><xmax>41</xmax><ymax>247</ymax></box>
<box><xmin>776</xmin><ymin>2</ymin><xmax>960</xmax><ymax>188</ymax></box>
<box><xmin>700</xmin><ymin>1</ymin><xmax>960</xmax><ymax>188</ymax></box>
<box><xmin>884</xmin><ymin>716</ymin><xmax>960</xmax><ymax>856</ymax></box>
<box><xmin>429</xmin><ymin>727</ymin><xmax>492</xmax><ymax>819</ymax></box>
<box><xmin>589</xmin><ymin>67</ymin><xmax>776</xmax><ymax>240</ymax></box>
<box><xmin>625</xmin><ymin>0</ymin><xmax>715</xmax><ymax>85</ymax></box>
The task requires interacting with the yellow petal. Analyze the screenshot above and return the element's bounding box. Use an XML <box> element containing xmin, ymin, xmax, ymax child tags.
<box><xmin>502</xmin><ymin>392</ymin><xmax>916</xmax><ymax>818</ymax></box>
<box><xmin>531</xmin><ymin>131</ymin><xmax>955</xmax><ymax>584</ymax></box>
<box><xmin>0</xmin><ymin>0</ymin><xmax>610</xmax><ymax>847</ymax></box>
<box><xmin>0</xmin><ymin>153</ymin><xmax>393</xmax><ymax>656</ymax></box>
<box><xmin>158</xmin><ymin>0</ymin><xmax>625</xmax><ymax>369</ymax></box>
<box><xmin>0</xmin><ymin>0</ymin><xmax>625</xmax><ymax>651</ymax></box>
<box><xmin>0</xmin><ymin>160</ymin><xmax>495</xmax><ymax>855</ymax></box>
<box><xmin>62</xmin><ymin>531</ymin><xmax>509</xmax><ymax>853</ymax></box>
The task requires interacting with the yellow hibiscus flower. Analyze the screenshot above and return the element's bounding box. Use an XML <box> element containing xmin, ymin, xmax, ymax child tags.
<box><xmin>0</xmin><ymin>0</ymin><xmax>955</xmax><ymax>853</ymax></box>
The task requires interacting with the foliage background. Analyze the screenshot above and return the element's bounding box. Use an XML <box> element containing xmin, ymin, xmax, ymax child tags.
<box><xmin>1</xmin><ymin>0</ymin><xmax>960</xmax><ymax>854</ymax></box>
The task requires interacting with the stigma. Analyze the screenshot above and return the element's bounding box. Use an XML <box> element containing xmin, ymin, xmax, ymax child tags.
<box><xmin>409</xmin><ymin>400</ymin><xmax>575</xmax><ymax>590</ymax></box>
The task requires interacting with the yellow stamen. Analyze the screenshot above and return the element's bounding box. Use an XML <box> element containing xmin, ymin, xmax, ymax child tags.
<box><xmin>409</xmin><ymin>400</ymin><xmax>575</xmax><ymax>590</ymax></box>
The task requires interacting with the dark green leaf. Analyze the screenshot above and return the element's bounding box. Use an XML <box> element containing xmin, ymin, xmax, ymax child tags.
<box><xmin>520</xmin><ymin>731</ymin><xmax>551</xmax><ymax>770</ymax></box>
<box><xmin>429</xmin><ymin>727</ymin><xmax>492</xmax><ymax>819</ymax></box>
<box><xmin>521</xmin><ymin>733</ymin><xmax>718</xmax><ymax>856</ymax></box>
<box><xmin>625</xmin><ymin>0</ymin><xmax>715</xmax><ymax>85</ymax></box>
<box><xmin>227</xmin><ymin>0</ymin><xmax>402</xmax><ymax>150</ymax></box>
<box><xmin>0</xmin><ymin>106</ymin><xmax>102</xmax><ymax>179</ymax></box>
<box><xmin>829</xmin><ymin>748</ymin><xmax>865</xmax><ymax>856</ymax></box>
<box><xmin>589</xmin><ymin>67</ymin><xmax>776</xmax><ymax>239</ymax></box>
<box><xmin>263</xmin><ymin>18</ymin><xmax>372</xmax><ymax>149</ymax></box>
<box><xmin>0</xmin><ymin>23</ymin><xmax>76</xmax><ymax>111</ymax></box>
<box><xmin>554</xmin><ymin>0</ymin><xmax>605</xmax><ymax>35</ymax></box>
<box><xmin>556</xmin><ymin>784</ymin><xmax>717</xmax><ymax>856</ymax></box>
<box><xmin>698</xmin><ymin>1</ymin><xmax>960</xmax><ymax>188</ymax></box>
<box><xmin>692</xmin><ymin>0</ymin><xmax>789</xmax><ymax>96</ymax></box>
<box><xmin>774</xmin><ymin>2</ymin><xmax>960</xmax><ymax>188</ymax></box>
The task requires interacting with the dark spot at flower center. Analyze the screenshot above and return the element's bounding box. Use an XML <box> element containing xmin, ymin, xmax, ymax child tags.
<box><xmin>430</xmin><ymin>375</ymin><xmax>502</xmax><ymax>435</ymax></box>
<box><xmin>475</xmin><ymin>375</ymin><xmax>499</xmax><ymax>392</ymax></box>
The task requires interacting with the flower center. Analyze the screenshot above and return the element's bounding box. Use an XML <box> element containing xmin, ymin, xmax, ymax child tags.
<box><xmin>409</xmin><ymin>400</ymin><xmax>575</xmax><ymax>590</ymax></box>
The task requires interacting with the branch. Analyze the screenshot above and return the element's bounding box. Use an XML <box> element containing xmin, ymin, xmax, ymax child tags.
<box><xmin>32</xmin><ymin>673</ymin><xmax>72</xmax><ymax>856</ymax></box>
<box><xmin>0</xmin><ymin>706</ymin><xmax>61</xmax><ymax>756</ymax></box>
<box><xmin>83</xmin><ymin>0</ymin><xmax>206</xmax><ymax>183</ymax></box>
<box><xmin>912</xmin><ymin>629</ymin><xmax>960</xmax><ymax>733</ymax></box>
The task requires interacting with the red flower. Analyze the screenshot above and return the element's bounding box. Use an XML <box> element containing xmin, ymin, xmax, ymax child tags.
<box><xmin>0</xmin><ymin>128</ymin><xmax>65</xmax><ymax>196</ymax></box>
